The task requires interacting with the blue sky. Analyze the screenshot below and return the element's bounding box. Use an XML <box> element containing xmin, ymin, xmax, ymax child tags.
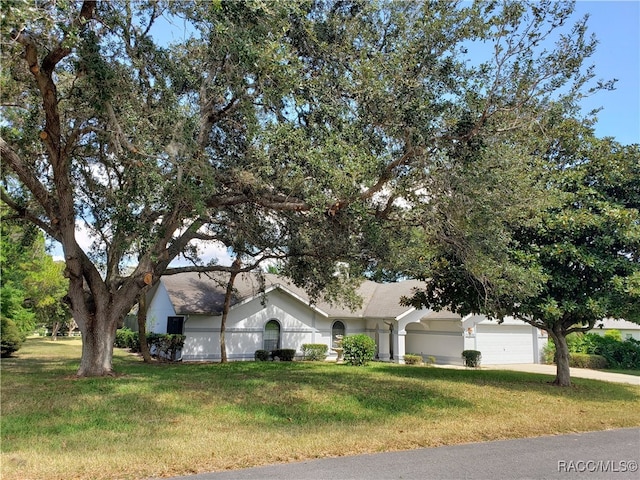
<box><xmin>573</xmin><ymin>1</ymin><xmax>640</xmax><ymax>145</ymax></box>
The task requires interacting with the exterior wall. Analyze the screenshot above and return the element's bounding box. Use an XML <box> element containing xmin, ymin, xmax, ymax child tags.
<box><xmin>405</xmin><ymin>320</ymin><xmax>464</xmax><ymax>365</ymax></box>
<box><xmin>179</xmin><ymin>290</ymin><xmax>369</xmax><ymax>362</ymax></box>
<box><xmin>146</xmin><ymin>282</ymin><xmax>176</xmax><ymax>334</ymax></box>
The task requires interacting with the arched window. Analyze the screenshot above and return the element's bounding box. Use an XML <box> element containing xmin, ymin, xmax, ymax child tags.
<box><xmin>264</xmin><ymin>319</ymin><xmax>281</xmax><ymax>351</ymax></box>
<box><xmin>332</xmin><ymin>320</ymin><xmax>345</xmax><ymax>347</ymax></box>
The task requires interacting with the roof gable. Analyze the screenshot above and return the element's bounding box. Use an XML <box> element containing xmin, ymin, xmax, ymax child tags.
<box><xmin>159</xmin><ymin>272</ymin><xmax>422</xmax><ymax>318</ymax></box>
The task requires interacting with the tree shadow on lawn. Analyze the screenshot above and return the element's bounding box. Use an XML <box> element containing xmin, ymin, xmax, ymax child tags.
<box><xmin>2</xmin><ymin>355</ymin><xmax>474</xmax><ymax>446</ymax></box>
<box><xmin>371</xmin><ymin>362</ymin><xmax>640</xmax><ymax>401</ymax></box>
<box><xmin>113</xmin><ymin>360</ymin><xmax>475</xmax><ymax>427</ymax></box>
<box><xmin>4</xmin><ymin>349</ymin><xmax>639</xmax><ymax>450</ymax></box>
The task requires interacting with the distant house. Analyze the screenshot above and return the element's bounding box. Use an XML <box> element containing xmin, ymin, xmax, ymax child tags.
<box><xmin>142</xmin><ymin>272</ymin><xmax>548</xmax><ymax>365</ymax></box>
<box><xmin>593</xmin><ymin>318</ymin><xmax>640</xmax><ymax>341</ymax></box>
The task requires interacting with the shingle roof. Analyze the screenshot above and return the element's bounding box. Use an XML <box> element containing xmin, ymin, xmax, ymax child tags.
<box><xmin>159</xmin><ymin>272</ymin><xmax>428</xmax><ymax>319</ymax></box>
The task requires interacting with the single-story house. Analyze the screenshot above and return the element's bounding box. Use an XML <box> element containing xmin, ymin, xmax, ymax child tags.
<box><xmin>593</xmin><ymin>318</ymin><xmax>640</xmax><ymax>341</ymax></box>
<box><xmin>140</xmin><ymin>272</ymin><xmax>550</xmax><ymax>365</ymax></box>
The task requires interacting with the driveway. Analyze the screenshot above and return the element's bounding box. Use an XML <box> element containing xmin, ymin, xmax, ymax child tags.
<box><xmin>162</xmin><ymin>428</ymin><xmax>640</xmax><ymax>480</ymax></box>
<box><xmin>477</xmin><ymin>363</ymin><xmax>640</xmax><ymax>385</ymax></box>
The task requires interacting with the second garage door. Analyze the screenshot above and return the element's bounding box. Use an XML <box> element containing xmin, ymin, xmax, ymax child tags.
<box><xmin>475</xmin><ymin>324</ymin><xmax>536</xmax><ymax>364</ymax></box>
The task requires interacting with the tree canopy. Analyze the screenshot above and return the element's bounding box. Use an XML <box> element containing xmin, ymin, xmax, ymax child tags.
<box><xmin>403</xmin><ymin>119</ymin><xmax>640</xmax><ymax>386</ymax></box>
<box><xmin>0</xmin><ymin>207</ymin><xmax>70</xmax><ymax>354</ymax></box>
<box><xmin>1</xmin><ymin>0</ymin><xmax>610</xmax><ymax>375</ymax></box>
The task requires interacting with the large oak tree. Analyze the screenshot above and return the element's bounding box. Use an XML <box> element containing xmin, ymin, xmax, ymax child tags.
<box><xmin>1</xmin><ymin>0</ymin><xmax>605</xmax><ymax>376</ymax></box>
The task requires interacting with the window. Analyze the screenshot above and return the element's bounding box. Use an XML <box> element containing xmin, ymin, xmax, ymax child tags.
<box><xmin>264</xmin><ymin>320</ymin><xmax>281</xmax><ymax>351</ymax></box>
<box><xmin>332</xmin><ymin>320</ymin><xmax>345</xmax><ymax>346</ymax></box>
<box><xmin>166</xmin><ymin>316</ymin><xmax>184</xmax><ymax>335</ymax></box>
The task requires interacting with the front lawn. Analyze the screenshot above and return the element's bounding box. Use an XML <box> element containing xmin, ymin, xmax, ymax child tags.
<box><xmin>2</xmin><ymin>338</ymin><xmax>639</xmax><ymax>480</ymax></box>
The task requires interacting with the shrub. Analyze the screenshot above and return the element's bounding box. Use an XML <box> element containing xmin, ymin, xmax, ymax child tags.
<box><xmin>302</xmin><ymin>343</ymin><xmax>328</xmax><ymax>361</ymax></box>
<box><xmin>426</xmin><ymin>355</ymin><xmax>436</xmax><ymax>366</ymax></box>
<box><xmin>342</xmin><ymin>334</ymin><xmax>376</xmax><ymax>366</ymax></box>
<box><xmin>604</xmin><ymin>329</ymin><xmax>623</xmax><ymax>342</ymax></box>
<box><xmin>569</xmin><ymin>353</ymin><xmax>608</xmax><ymax>369</ymax></box>
<box><xmin>254</xmin><ymin>349</ymin><xmax>270</xmax><ymax>361</ymax></box>
<box><xmin>403</xmin><ymin>353</ymin><xmax>423</xmax><ymax>365</ymax></box>
<box><xmin>545</xmin><ymin>333</ymin><xmax>640</xmax><ymax>370</ymax></box>
<box><xmin>462</xmin><ymin>350</ymin><xmax>482</xmax><ymax>367</ymax></box>
<box><xmin>116</xmin><ymin>331</ymin><xmax>185</xmax><ymax>361</ymax></box>
<box><xmin>1</xmin><ymin>317</ymin><xmax>24</xmax><ymax>357</ymax></box>
<box><xmin>542</xmin><ymin>340</ymin><xmax>556</xmax><ymax>364</ymax></box>
<box><xmin>115</xmin><ymin>327</ymin><xmax>138</xmax><ymax>350</ymax></box>
<box><xmin>271</xmin><ymin>348</ymin><xmax>296</xmax><ymax>361</ymax></box>
<box><xmin>151</xmin><ymin>334</ymin><xmax>185</xmax><ymax>361</ymax></box>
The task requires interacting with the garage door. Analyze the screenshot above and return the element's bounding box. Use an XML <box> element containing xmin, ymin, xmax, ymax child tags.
<box><xmin>475</xmin><ymin>324</ymin><xmax>535</xmax><ymax>364</ymax></box>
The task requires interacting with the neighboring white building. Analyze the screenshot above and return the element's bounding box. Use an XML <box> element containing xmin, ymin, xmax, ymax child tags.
<box><xmin>142</xmin><ymin>272</ymin><xmax>548</xmax><ymax>365</ymax></box>
<box><xmin>592</xmin><ymin>318</ymin><xmax>640</xmax><ymax>341</ymax></box>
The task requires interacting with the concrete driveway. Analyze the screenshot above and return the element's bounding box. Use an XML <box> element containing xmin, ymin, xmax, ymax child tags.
<box><xmin>474</xmin><ymin>363</ymin><xmax>640</xmax><ymax>385</ymax></box>
<box><xmin>162</xmin><ymin>428</ymin><xmax>640</xmax><ymax>480</ymax></box>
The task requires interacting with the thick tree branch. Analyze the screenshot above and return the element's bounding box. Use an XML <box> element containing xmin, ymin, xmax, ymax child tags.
<box><xmin>0</xmin><ymin>189</ymin><xmax>58</xmax><ymax>240</ymax></box>
<box><xmin>0</xmin><ymin>137</ymin><xmax>56</xmax><ymax>220</ymax></box>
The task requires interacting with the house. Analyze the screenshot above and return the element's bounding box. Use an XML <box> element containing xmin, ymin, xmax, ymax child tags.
<box><xmin>593</xmin><ymin>318</ymin><xmax>640</xmax><ymax>341</ymax></box>
<box><xmin>142</xmin><ymin>272</ymin><xmax>548</xmax><ymax>365</ymax></box>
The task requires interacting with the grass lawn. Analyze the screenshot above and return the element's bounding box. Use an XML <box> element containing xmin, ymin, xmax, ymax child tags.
<box><xmin>2</xmin><ymin>338</ymin><xmax>640</xmax><ymax>480</ymax></box>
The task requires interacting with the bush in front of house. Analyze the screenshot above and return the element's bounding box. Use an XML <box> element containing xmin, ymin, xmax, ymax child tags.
<box><xmin>342</xmin><ymin>334</ymin><xmax>376</xmax><ymax>366</ymax></box>
<box><xmin>403</xmin><ymin>353</ymin><xmax>423</xmax><ymax>365</ymax></box>
<box><xmin>569</xmin><ymin>353</ymin><xmax>608</xmax><ymax>369</ymax></box>
<box><xmin>543</xmin><ymin>331</ymin><xmax>640</xmax><ymax>370</ymax></box>
<box><xmin>462</xmin><ymin>350</ymin><xmax>482</xmax><ymax>367</ymax></box>
<box><xmin>114</xmin><ymin>328</ymin><xmax>185</xmax><ymax>361</ymax></box>
<box><xmin>271</xmin><ymin>348</ymin><xmax>296</xmax><ymax>361</ymax></box>
<box><xmin>254</xmin><ymin>349</ymin><xmax>270</xmax><ymax>361</ymax></box>
<box><xmin>302</xmin><ymin>343</ymin><xmax>328</xmax><ymax>361</ymax></box>
<box><xmin>115</xmin><ymin>327</ymin><xmax>138</xmax><ymax>351</ymax></box>
<box><xmin>150</xmin><ymin>333</ymin><xmax>185</xmax><ymax>361</ymax></box>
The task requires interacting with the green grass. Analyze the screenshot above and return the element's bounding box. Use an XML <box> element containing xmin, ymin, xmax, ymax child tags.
<box><xmin>2</xmin><ymin>338</ymin><xmax>640</xmax><ymax>480</ymax></box>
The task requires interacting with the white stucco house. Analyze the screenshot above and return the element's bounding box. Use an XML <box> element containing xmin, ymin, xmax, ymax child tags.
<box><xmin>592</xmin><ymin>318</ymin><xmax>640</xmax><ymax>341</ymax></box>
<box><xmin>140</xmin><ymin>272</ymin><xmax>550</xmax><ymax>365</ymax></box>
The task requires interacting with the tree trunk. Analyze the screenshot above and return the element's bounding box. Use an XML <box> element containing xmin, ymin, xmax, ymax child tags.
<box><xmin>550</xmin><ymin>329</ymin><xmax>572</xmax><ymax>387</ymax></box>
<box><xmin>76</xmin><ymin>313</ymin><xmax>119</xmax><ymax>377</ymax></box>
<box><xmin>137</xmin><ymin>291</ymin><xmax>152</xmax><ymax>363</ymax></box>
<box><xmin>220</xmin><ymin>259</ymin><xmax>241</xmax><ymax>363</ymax></box>
<box><xmin>51</xmin><ymin>321</ymin><xmax>60</xmax><ymax>340</ymax></box>
<box><xmin>68</xmin><ymin>318</ymin><xmax>76</xmax><ymax>337</ymax></box>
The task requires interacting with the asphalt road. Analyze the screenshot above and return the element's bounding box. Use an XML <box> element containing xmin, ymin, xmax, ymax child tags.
<box><xmin>163</xmin><ymin>428</ymin><xmax>640</xmax><ymax>480</ymax></box>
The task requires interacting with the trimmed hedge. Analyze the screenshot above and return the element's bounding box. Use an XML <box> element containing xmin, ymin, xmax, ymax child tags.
<box><xmin>271</xmin><ymin>348</ymin><xmax>296</xmax><ymax>361</ymax></box>
<box><xmin>569</xmin><ymin>353</ymin><xmax>608</xmax><ymax>369</ymax></box>
<box><xmin>462</xmin><ymin>350</ymin><xmax>482</xmax><ymax>367</ymax></box>
<box><xmin>302</xmin><ymin>343</ymin><xmax>328</xmax><ymax>361</ymax></box>
<box><xmin>254</xmin><ymin>349</ymin><xmax>270</xmax><ymax>361</ymax></box>
<box><xmin>404</xmin><ymin>353</ymin><xmax>423</xmax><ymax>365</ymax></box>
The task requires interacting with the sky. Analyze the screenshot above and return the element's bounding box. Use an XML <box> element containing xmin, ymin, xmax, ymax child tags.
<box><xmin>572</xmin><ymin>0</ymin><xmax>640</xmax><ymax>145</ymax></box>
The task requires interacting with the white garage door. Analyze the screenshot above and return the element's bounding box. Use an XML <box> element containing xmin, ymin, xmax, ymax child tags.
<box><xmin>475</xmin><ymin>324</ymin><xmax>535</xmax><ymax>364</ymax></box>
